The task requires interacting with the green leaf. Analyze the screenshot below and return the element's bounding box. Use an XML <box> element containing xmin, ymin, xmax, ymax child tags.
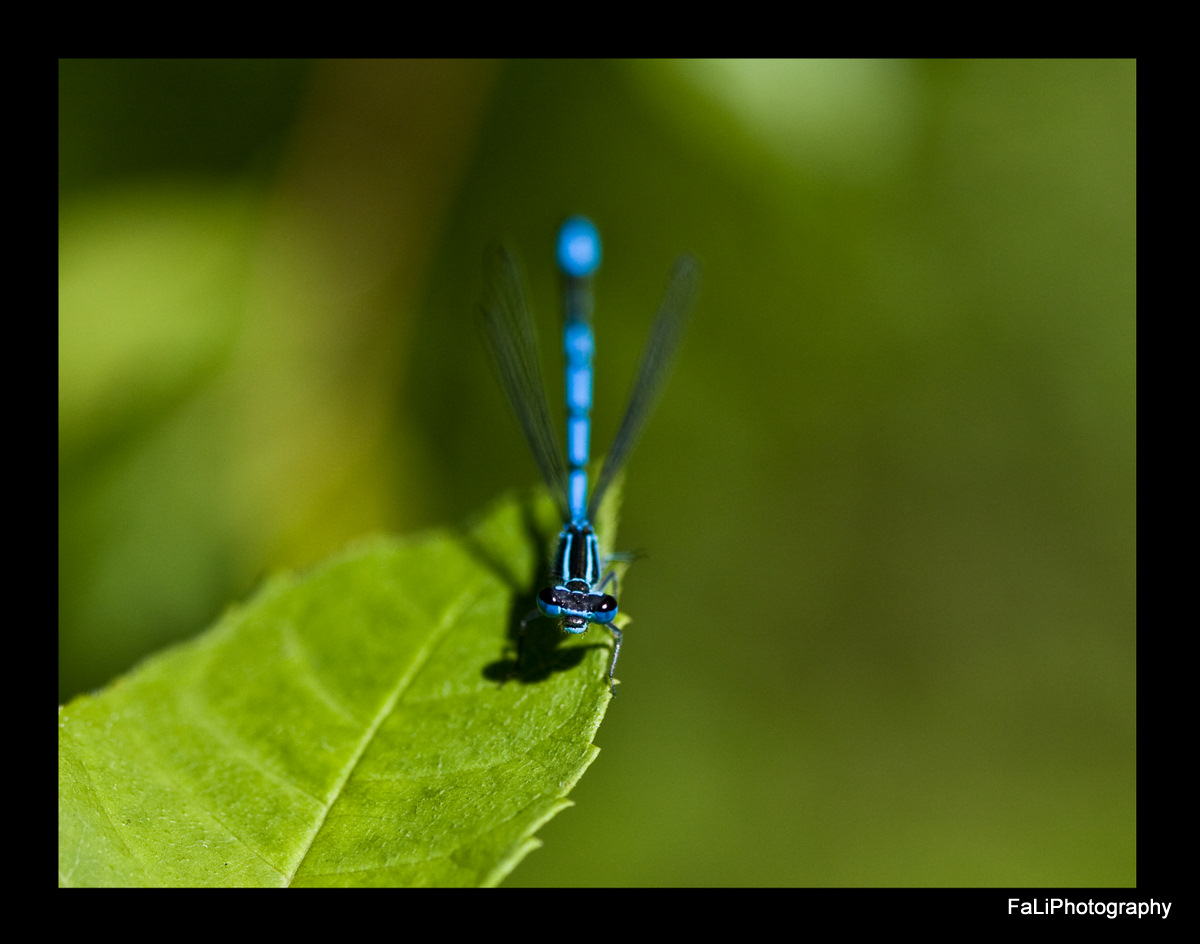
<box><xmin>58</xmin><ymin>491</ymin><xmax>621</xmax><ymax>887</ymax></box>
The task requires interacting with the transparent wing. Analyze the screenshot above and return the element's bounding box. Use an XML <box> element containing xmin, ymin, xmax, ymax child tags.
<box><xmin>589</xmin><ymin>254</ymin><xmax>700</xmax><ymax>520</ymax></box>
<box><xmin>480</xmin><ymin>245</ymin><xmax>569</xmax><ymax>521</ymax></box>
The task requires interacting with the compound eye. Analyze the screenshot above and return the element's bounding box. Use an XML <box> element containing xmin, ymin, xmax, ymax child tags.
<box><xmin>596</xmin><ymin>595</ymin><xmax>617</xmax><ymax>614</ymax></box>
<box><xmin>538</xmin><ymin>587</ymin><xmax>561</xmax><ymax>607</ymax></box>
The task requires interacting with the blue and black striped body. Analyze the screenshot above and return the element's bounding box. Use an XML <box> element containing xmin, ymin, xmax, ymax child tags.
<box><xmin>540</xmin><ymin>219</ymin><xmax>620</xmax><ymax>645</ymax></box>
<box><xmin>481</xmin><ymin>216</ymin><xmax>698</xmax><ymax>695</ymax></box>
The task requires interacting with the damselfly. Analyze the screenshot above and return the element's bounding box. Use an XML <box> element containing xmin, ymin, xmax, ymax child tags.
<box><xmin>481</xmin><ymin>217</ymin><xmax>698</xmax><ymax>695</ymax></box>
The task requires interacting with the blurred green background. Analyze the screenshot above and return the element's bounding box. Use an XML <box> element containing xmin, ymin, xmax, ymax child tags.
<box><xmin>59</xmin><ymin>59</ymin><xmax>1135</xmax><ymax>886</ymax></box>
